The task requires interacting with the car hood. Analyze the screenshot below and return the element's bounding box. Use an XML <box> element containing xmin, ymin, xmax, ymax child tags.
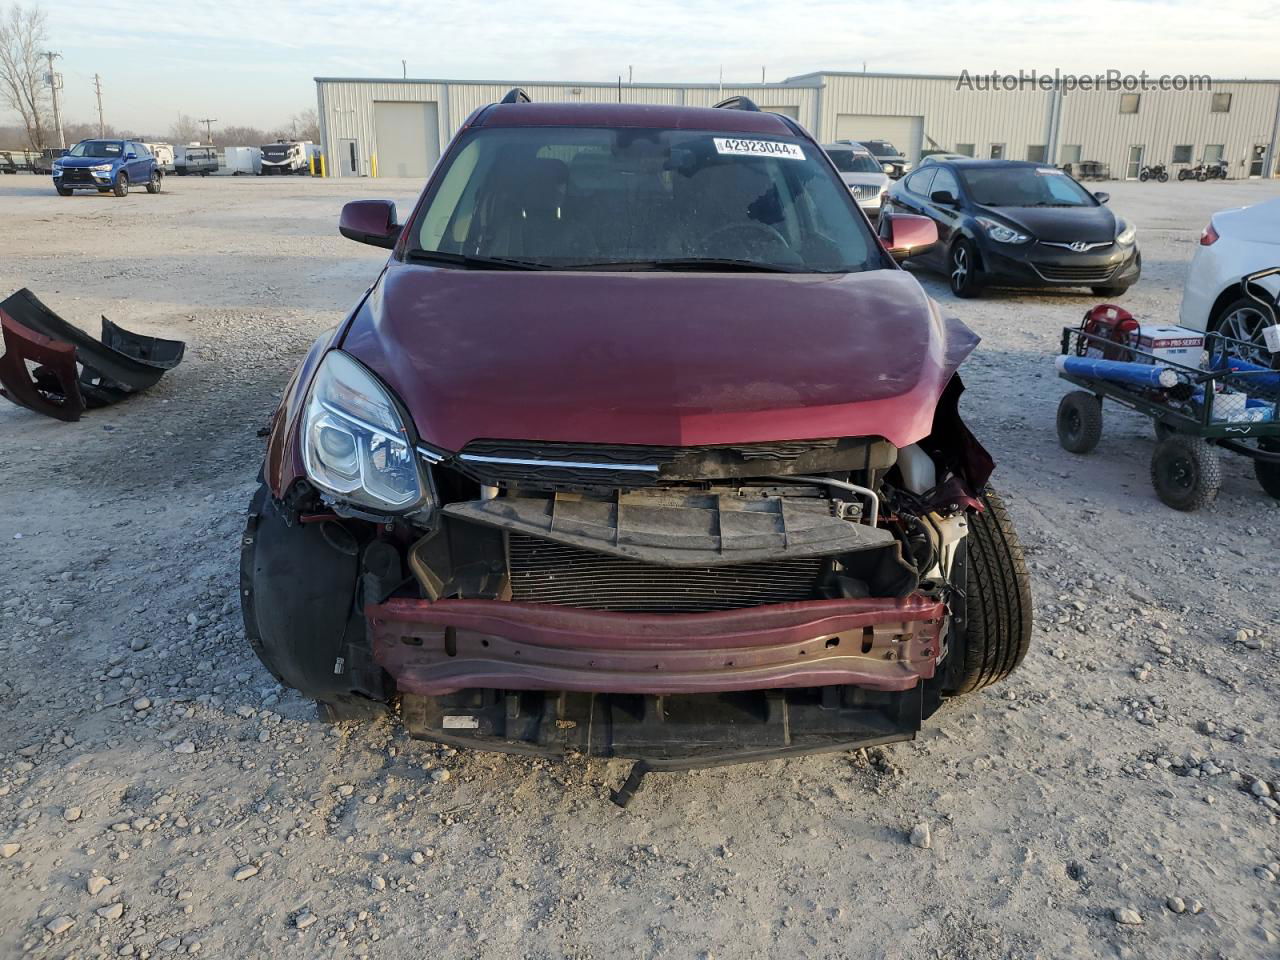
<box><xmin>340</xmin><ymin>266</ymin><xmax>979</xmax><ymax>451</ymax></box>
<box><xmin>57</xmin><ymin>156</ymin><xmax>118</xmax><ymax>168</ymax></box>
<box><xmin>974</xmin><ymin>203</ymin><xmax>1117</xmax><ymax>244</ymax></box>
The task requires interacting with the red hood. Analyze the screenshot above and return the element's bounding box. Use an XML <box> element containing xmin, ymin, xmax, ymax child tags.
<box><xmin>339</xmin><ymin>265</ymin><xmax>978</xmax><ymax>451</ymax></box>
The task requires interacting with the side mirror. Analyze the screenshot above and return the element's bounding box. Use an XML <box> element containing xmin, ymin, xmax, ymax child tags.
<box><xmin>881</xmin><ymin>213</ymin><xmax>938</xmax><ymax>262</ymax></box>
<box><xmin>930</xmin><ymin>190</ymin><xmax>956</xmax><ymax>206</ymax></box>
<box><xmin>339</xmin><ymin>199</ymin><xmax>401</xmax><ymax>249</ymax></box>
<box><xmin>125</xmin><ymin>152</ymin><xmax>137</xmax><ymax>160</ymax></box>
<box><xmin>1093</xmin><ymin>191</ymin><xmax>1110</xmax><ymax>204</ymax></box>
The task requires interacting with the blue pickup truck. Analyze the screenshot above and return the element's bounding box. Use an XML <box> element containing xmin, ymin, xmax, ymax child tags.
<box><xmin>52</xmin><ymin>139</ymin><xmax>162</xmax><ymax>197</ymax></box>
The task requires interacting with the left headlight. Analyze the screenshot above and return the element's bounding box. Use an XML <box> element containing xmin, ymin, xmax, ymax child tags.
<box><xmin>976</xmin><ymin>216</ymin><xmax>1031</xmax><ymax>244</ymax></box>
<box><xmin>91</xmin><ymin>162</ymin><xmax>113</xmax><ymax>172</ymax></box>
<box><xmin>1115</xmin><ymin>220</ymin><xmax>1137</xmax><ymax>245</ymax></box>
<box><xmin>302</xmin><ymin>351</ymin><xmax>427</xmax><ymax>512</ymax></box>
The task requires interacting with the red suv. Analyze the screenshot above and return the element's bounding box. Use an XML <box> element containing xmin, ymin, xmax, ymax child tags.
<box><xmin>243</xmin><ymin>94</ymin><xmax>1031</xmax><ymax>801</ymax></box>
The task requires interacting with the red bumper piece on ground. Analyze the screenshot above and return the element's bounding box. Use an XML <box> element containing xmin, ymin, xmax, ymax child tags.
<box><xmin>367</xmin><ymin>595</ymin><xmax>946</xmax><ymax>696</ymax></box>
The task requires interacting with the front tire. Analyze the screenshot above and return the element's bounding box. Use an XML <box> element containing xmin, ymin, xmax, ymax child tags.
<box><xmin>145</xmin><ymin>170</ymin><xmax>161</xmax><ymax>194</ymax></box>
<box><xmin>1158</xmin><ymin>172</ymin><xmax>1169</xmax><ymax>182</ymax></box>
<box><xmin>112</xmin><ymin>172</ymin><xmax>128</xmax><ymax>197</ymax></box>
<box><xmin>1091</xmin><ymin>284</ymin><xmax>1131</xmax><ymax>298</ymax></box>
<box><xmin>55</xmin><ymin>184</ymin><xmax>73</xmax><ymax>196</ymax></box>
<box><xmin>949</xmin><ymin>239</ymin><xmax>983</xmax><ymax>298</ymax></box>
<box><xmin>945</xmin><ymin>487</ymin><xmax>1033</xmax><ymax>696</ymax></box>
<box><xmin>1139</xmin><ymin>171</ymin><xmax>1149</xmax><ymax>182</ymax></box>
<box><xmin>1151</xmin><ymin>436</ymin><xmax>1221</xmax><ymax>510</ymax></box>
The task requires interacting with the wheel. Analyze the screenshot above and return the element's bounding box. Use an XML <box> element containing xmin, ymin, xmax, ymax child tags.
<box><xmin>55</xmin><ymin>184</ymin><xmax>72</xmax><ymax>196</ymax></box>
<box><xmin>145</xmin><ymin>170</ymin><xmax>161</xmax><ymax>194</ymax></box>
<box><xmin>1196</xmin><ymin>171</ymin><xmax>1207</xmax><ymax>182</ymax></box>
<box><xmin>1091</xmin><ymin>285</ymin><xmax>1130</xmax><ymax>298</ymax></box>
<box><xmin>1056</xmin><ymin>391</ymin><xmax>1103</xmax><ymax>454</ymax></box>
<box><xmin>944</xmin><ymin>487</ymin><xmax>1033</xmax><ymax>696</ymax></box>
<box><xmin>1139</xmin><ymin>171</ymin><xmax>1149</xmax><ymax>182</ymax></box>
<box><xmin>1158</xmin><ymin>172</ymin><xmax>1169</xmax><ymax>182</ymax></box>
<box><xmin>1212</xmin><ymin>297</ymin><xmax>1275</xmax><ymax>365</ymax></box>
<box><xmin>1254</xmin><ymin>441</ymin><xmax>1280</xmax><ymax>500</ymax></box>
<box><xmin>1150</xmin><ymin>436</ymin><xmax>1221</xmax><ymax>510</ymax></box>
<box><xmin>949</xmin><ymin>239</ymin><xmax>983</xmax><ymax>298</ymax></box>
<box><xmin>112</xmin><ymin>172</ymin><xmax>128</xmax><ymax>197</ymax></box>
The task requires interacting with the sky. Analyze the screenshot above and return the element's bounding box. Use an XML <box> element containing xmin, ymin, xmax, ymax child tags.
<box><xmin>33</xmin><ymin>0</ymin><xmax>1280</xmax><ymax>136</ymax></box>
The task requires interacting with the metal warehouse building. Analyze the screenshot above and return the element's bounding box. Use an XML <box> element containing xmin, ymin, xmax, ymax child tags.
<box><xmin>315</xmin><ymin>70</ymin><xmax>1280</xmax><ymax>182</ymax></box>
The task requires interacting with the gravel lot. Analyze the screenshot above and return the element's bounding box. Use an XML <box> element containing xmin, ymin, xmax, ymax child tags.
<box><xmin>1</xmin><ymin>173</ymin><xmax>1278</xmax><ymax>960</ymax></box>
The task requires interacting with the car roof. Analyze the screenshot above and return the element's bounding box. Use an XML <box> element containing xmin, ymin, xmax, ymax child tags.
<box><xmin>929</xmin><ymin>158</ymin><xmax>1052</xmax><ymax>170</ymax></box>
<box><xmin>476</xmin><ymin>101</ymin><xmax>799</xmax><ymax>135</ymax></box>
<box><xmin>821</xmin><ymin>142</ymin><xmax>872</xmax><ymax>154</ymax></box>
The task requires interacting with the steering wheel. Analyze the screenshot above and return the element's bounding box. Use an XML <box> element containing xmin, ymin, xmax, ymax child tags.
<box><xmin>698</xmin><ymin>221</ymin><xmax>789</xmax><ymax>255</ymax></box>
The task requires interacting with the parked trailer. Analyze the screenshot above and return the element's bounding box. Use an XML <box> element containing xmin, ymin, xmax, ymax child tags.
<box><xmin>222</xmin><ymin>146</ymin><xmax>262</xmax><ymax>175</ymax></box>
<box><xmin>143</xmin><ymin>142</ymin><xmax>175</xmax><ymax>173</ymax></box>
<box><xmin>259</xmin><ymin>140</ymin><xmax>312</xmax><ymax>175</ymax></box>
<box><xmin>173</xmin><ymin>144</ymin><xmax>219</xmax><ymax>176</ymax></box>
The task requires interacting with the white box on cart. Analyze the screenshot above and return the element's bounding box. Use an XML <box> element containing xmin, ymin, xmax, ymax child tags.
<box><xmin>1135</xmin><ymin>324</ymin><xmax>1204</xmax><ymax>364</ymax></box>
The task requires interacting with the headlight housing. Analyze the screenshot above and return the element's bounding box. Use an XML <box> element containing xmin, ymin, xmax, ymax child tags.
<box><xmin>302</xmin><ymin>351</ymin><xmax>427</xmax><ymax>512</ymax></box>
<box><xmin>91</xmin><ymin>162</ymin><xmax>113</xmax><ymax>172</ymax></box>
<box><xmin>976</xmin><ymin>216</ymin><xmax>1030</xmax><ymax>244</ymax></box>
<box><xmin>1115</xmin><ymin>220</ymin><xmax>1137</xmax><ymax>245</ymax></box>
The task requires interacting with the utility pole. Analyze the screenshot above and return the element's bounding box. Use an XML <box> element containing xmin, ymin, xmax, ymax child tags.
<box><xmin>44</xmin><ymin>51</ymin><xmax>65</xmax><ymax>148</ymax></box>
<box><xmin>93</xmin><ymin>74</ymin><xmax>105</xmax><ymax>137</ymax></box>
<box><xmin>401</xmin><ymin>59</ymin><xmax>406</xmax><ymax>79</ymax></box>
<box><xmin>762</xmin><ymin>66</ymin><xmax>766</xmax><ymax>84</ymax></box>
<box><xmin>628</xmin><ymin>65</ymin><xmax>633</xmax><ymax>84</ymax></box>
<box><xmin>198</xmin><ymin>118</ymin><xmax>217</xmax><ymax>144</ymax></box>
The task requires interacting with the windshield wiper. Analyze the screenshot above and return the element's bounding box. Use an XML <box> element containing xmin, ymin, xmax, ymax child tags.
<box><xmin>404</xmin><ymin>250</ymin><xmax>550</xmax><ymax>270</ymax></box>
<box><xmin>558</xmin><ymin>258</ymin><xmax>805</xmax><ymax>273</ymax></box>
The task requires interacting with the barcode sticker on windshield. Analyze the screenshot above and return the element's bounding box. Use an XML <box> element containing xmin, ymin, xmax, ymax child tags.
<box><xmin>713</xmin><ymin>138</ymin><xmax>804</xmax><ymax>160</ymax></box>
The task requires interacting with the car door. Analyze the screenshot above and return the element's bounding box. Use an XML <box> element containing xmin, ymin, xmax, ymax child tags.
<box><xmin>891</xmin><ymin>168</ymin><xmax>935</xmax><ymax>216</ymax></box>
<box><xmin>125</xmin><ymin>142</ymin><xmax>146</xmax><ymax>182</ymax></box>
<box><xmin>922</xmin><ymin>166</ymin><xmax>963</xmax><ymax>254</ymax></box>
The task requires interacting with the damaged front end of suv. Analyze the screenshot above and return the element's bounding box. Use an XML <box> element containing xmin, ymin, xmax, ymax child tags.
<box><xmin>242</xmin><ymin>98</ymin><xmax>1032</xmax><ymax>797</ymax></box>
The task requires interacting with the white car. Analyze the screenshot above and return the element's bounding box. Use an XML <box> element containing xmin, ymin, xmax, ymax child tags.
<box><xmin>821</xmin><ymin>143</ymin><xmax>890</xmax><ymax>219</ymax></box>
<box><xmin>1179</xmin><ymin>198</ymin><xmax>1280</xmax><ymax>358</ymax></box>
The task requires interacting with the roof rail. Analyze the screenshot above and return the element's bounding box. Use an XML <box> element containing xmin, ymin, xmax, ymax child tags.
<box><xmin>712</xmin><ymin>96</ymin><xmax>761</xmax><ymax>112</ymax></box>
<box><xmin>500</xmin><ymin>88</ymin><xmax>532</xmax><ymax>104</ymax></box>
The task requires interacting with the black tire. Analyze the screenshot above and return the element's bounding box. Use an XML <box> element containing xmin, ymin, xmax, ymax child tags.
<box><xmin>1150</xmin><ymin>436</ymin><xmax>1221</xmax><ymax>510</ymax></box>
<box><xmin>949</xmin><ymin>239</ymin><xmax>983</xmax><ymax>298</ymax></box>
<box><xmin>1091</xmin><ymin>285</ymin><xmax>1130</xmax><ymax>298</ymax></box>
<box><xmin>1057</xmin><ymin>391</ymin><xmax>1103</xmax><ymax>454</ymax></box>
<box><xmin>1158</xmin><ymin>172</ymin><xmax>1169</xmax><ymax>182</ymax></box>
<box><xmin>112</xmin><ymin>172</ymin><xmax>128</xmax><ymax>197</ymax></box>
<box><xmin>1255</xmin><ymin>441</ymin><xmax>1280</xmax><ymax>500</ymax></box>
<box><xmin>55</xmin><ymin>184</ymin><xmax>73</xmax><ymax>196</ymax></box>
<box><xmin>945</xmin><ymin>487</ymin><xmax>1033</xmax><ymax>696</ymax></box>
<box><xmin>145</xmin><ymin>170</ymin><xmax>161</xmax><ymax>194</ymax></box>
<box><xmin>1139</xmin><ymin>171</ymin><xmax>1149</xmax><ymax>182</ymax></box>
<box><xmin>1196</xmin><ymin>171</ymin><xmax>1207</xmax><ymax>182</ymax></box>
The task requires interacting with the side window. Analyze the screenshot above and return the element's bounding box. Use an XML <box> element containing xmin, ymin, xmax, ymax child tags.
<box><xmin>1172</xmin><ymin>145</ymin><xmax>1193</xmax><ymax>165</ymax></box>
<box><xmin>929</xmin><ymin>167</ymin><xmax>959</xmax><ymax>199</ymax></box>
<box><xmin>905</xmin><ymin>168</ymin><xmax>935</xmax><ymax>196</ymax></box>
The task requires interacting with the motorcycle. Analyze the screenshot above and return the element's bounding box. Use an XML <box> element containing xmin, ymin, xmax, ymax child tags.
<box><xmin>1199</xmin><ymin>159</ymin><xmax>1229</xmax><ymax>181</ymax></box>
<box><xmin>1178</xmin><ymin>164</ymin><xmax>1202</xmax><ymax>181</ymax></box>
<box><xmin>1138</xmin><ymin>163</ymin><xmax>1168</xmax><ymax>182</ymax></box>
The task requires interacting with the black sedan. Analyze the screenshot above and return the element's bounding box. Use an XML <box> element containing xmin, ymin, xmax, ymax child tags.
<box><xmin>882</xmin><ymin>159</ymin><xmax>1140</xmax><ymax>298</ymax></box>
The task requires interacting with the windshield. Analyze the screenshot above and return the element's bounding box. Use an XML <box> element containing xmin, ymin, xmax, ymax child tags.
<box><xmin>409</xmin><ymin>126</ymin><xmax>881</xmax><ymax>273</ymax></box>
<box><xmin>68</xmin><ymin>141</ymin><xmax>123</xmax><ymax>158</ymax></box>
<box><xmin>960</xmin><ymin>167</ymin><xmax>1096</xmax><ymax>207</ymax></box>
<box><xmin>827</xmin><ymin>150</ymin><xmax>882</xmax><ymax>174</ymax></box>
<box><xmin>262</xmin><ymin>144</ymin><xmax>293</xmax><ymax>156</ymax></box>
<box><xmin>862</xmin><ymin>142</ymin><xmax>898</xmax><ymax>157</ymax></box>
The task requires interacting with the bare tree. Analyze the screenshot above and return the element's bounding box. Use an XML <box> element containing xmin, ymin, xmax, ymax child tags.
<box><xmin>292</xmin><ymin>108</ymin><xmax>320</xmax><ymax>142</ymax></box>
<box><xmin>0</xmin><ymin>3</ymin><xmax>50</xmax><ymax>150</ymax></box>
<box><xmin>168</xmin><ymin>113</ymin><xmax>199</xmax><ymax>144</ymax></box>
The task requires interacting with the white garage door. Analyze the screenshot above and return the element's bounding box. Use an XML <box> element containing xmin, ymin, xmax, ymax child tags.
<box><xmin>373</xmin><ymin>101</ymin><xmax>441</xmax><ymax>179</ymax></box>
<box><xmin>834</xmin><ymin>114</ymin><xmax>924</xmax><ymax>163</ymax></box>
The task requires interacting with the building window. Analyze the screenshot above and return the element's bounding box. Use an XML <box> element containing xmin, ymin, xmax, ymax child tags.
<box><xmin>1119</xmin><ymin>93</ymin><xmax>1140</xmax><ymax>114</ymax></box>
<box><xmin>1172</xmin><ymin>144</ymin><xmax>1193</xmax><ymax>165</ymax></box>
<box><xmin>1203</xmin><ymin>144</ymin><xmax>1225</xmax><ymax>163</ymax></box>
<box><xmin>989</xmin><ymin>143</ymin><xmax>1005</xmax><ymax>160</ymax></box>
<box><xmin>1026</xmin><ymin>145</ymin><xmax>1047</xmax><ymax>163</ymax></box>
<box><xmin>1060</xmin><ymin>144</ymin><xmax>1083</xmax><ymax>165</ymax></box>
<box><xmin>954</xmin><ymin>143</ymin><xmax>975</xmax><ymax>157</ymax></box>
<box><xmin>1211</xmin><ymin>93</ymin><xmax>1232</xmax><ymax>113</ymax></box>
